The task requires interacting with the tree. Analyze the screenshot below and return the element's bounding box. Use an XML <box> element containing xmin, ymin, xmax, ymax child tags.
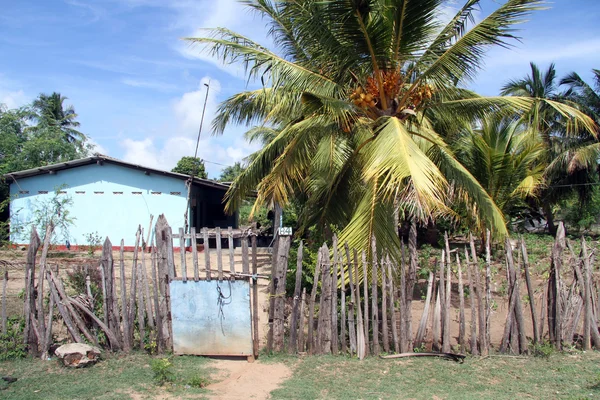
<box><xmin>219</xmin><ymin>162</ymin><xmax>245</xmax><ymax>182</ymax></box>
<box><xmin>502</xmin><ymin>64</ymin><xmax>600</xmax><ymax>235</ymax></box>
<box><xmin>188</xmin><ymin>0</ymin><xmax>595</xmax><ymax>255</ymax></box>
<box><xmin>30</xmin><ymin>92</ymin><xmax>86</xmax><ymax>145</ymax></box>
<box><xmin>454</xmin><ymin>117</ymin><xmax>545</xmax><ymax>233</ymax></box>
<box><xmin>171</xmin><ymin>156</ymin><xmax>208</xmax><ymax>179</ymax></box>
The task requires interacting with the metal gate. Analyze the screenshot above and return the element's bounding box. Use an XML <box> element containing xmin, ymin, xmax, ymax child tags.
<box><xmin>170</xmin><ymin>279</ymin><xmax>253</xmax><ymax>356</ymax></box>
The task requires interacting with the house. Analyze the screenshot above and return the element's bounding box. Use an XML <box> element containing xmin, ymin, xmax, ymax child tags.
<box><xmin>4</xmin><ymin>155</ymin><xmax>237</xmax><ymax>248</ymax></box>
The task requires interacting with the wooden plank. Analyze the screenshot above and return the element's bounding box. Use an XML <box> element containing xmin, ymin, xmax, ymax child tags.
<box><xmin>136</xmin><ymin>262</ymin><xmax>146</xmax><ymax>349</ymax></box>
<box><xmin>46</xmin><ymin>269</ymin><xmax>82</xmax><ymax>343</ymax></box>
<box><xmin>331</xmin><ymin>236</ymin><xmax>339</xmax><ymax>354</ymax></box>
<box><xmin>355</xmin><ymin>249</ymin><xmax>365</xmax><ymax>360</ymax></box>
<box><xmin>141</xmin><ymin>245</ymin><xmax>155</xmax><ymax>329</ymax></box>
<box><xmin>273</xmin><ymin>235</ymin><xmax>291</xmax><ymax>352</ymax></box>
<box><xmin>308</xmin><ymin>248</ymin><xmax>323</xmax><ymax>355</ymax></box>
<box><xmin>414</xmin><ymin>272</ymin><xmax>433</xmax><ymax>348</ymax></box>
<box><xmin>520</xmin><ymin>236</ymin><xmax>539</xmax><ymax>344</ymax></box>
<box><xmin>406</xmin><ymin>221</ymin><xmax>418</xmax><ymax>352</ymax></box>
<box><xmin>251</xmin><ymin>230</ymin><xmax>259</xmax><ymax>358</ymax></box>
<box><xmin>299</xmin><ymin>287</ymin><xmax>306</xmax><ymax>352</ymax></box>
<box><xmin>228</xmin><ymin>227</ymin><xmax>235</xmax><ymax>274</ymax></box>
<box><xmin>381</xmin><ymin>256</ymin><xmax>389</xmax><ymax>353</ymax></box>
<box><xmin>179</xmin><ymin>228</ymin><xmax>187</xmax><ymax>282</ymax></box>
<box><xmin>42</xmin><ymin>273</ymin><xmax>55</xmax><ymax>360</ymax></box>
<box><xmin>583</xmin><ymin>238</ymin><xmax>592</xmax><ymax>350</ymax></box>
<box><xmin>216</xmin><ymin>227</ymin><xmax>223</xmax><ymax>280</ymax></box>
<box><xmin>318</xmin><ymin>244</ymin><xmax>332</xmax><ymax>354</ymax></box>
<box><xmin>339</xmin><ymin>239</ymin><xmax>347</xmax><ymax>354</ymax></box>
<box><xmin>387</xmin><ymin>254</ymin><xmax>399</xmax><ymax>353</ymax></box>
<box><xmin>242</xmin><ymin>235</ymin><xmax>249</xmax><ymax>274</ymax></box>
<box><xmin>104</xmin><ymin>237</ymin><xmax>122</xmax><ymax>346</ymax></box>
<box><xmin>290</xmin><ymin>241</ymin><xmax>303</xmax><ymax>354</ymax></box>
<box><xmin>465</xmin><ymin>247</ymin><xmax>478</xmax><ymax>355</ymax></box>
<box><xmin>155</xmin><ymin>215</ymin><xmax>173</xmax><ymax>350</ymax></box>
<box><xmin>485</xmin><ymin>230</ymin><xmax>492</xmax><ymax>349</ymax></box>
<box><xmin>345</xmin><ymin>243</ymin><xmax>356</xmax><ymax>355</ymax></box>
<box><xmin>432</xmin><ymin>282</ymin><xmax>441</xmax><ymax>351</ymax></box>
<box><xmin>203</xmin><ymin>228</ymin><xmax>211</xmax><ymax>280</ymax></box>
<box><xmin>119</xmin><ymin>239</ymin><xmax>131</xmax><ymax>352</ymax></box>
<box><xmin>173</xmin><ymin>228</ymin><xmax>250</xmax><ymax>239</ymax></box>
<box><xmin>456</xmin><ymin>253</ymin><xmax>466</xmax><ymax>353</ymax></box>
<box><xmin>399</xmin><ymin>242</ymin><xmax>407</xmax><ymax>352</ymax></box>
<box><xmin>1</xmin><ymin>270</ymin><xmax>7</xmax><ymax>334</ymax></box>
<box><xmin>443</xmin><ymin>234</ymin><xmax>451</xmax><ymax>353</ymax></box>
<box><xmin>371</xmin><ymin>236</ymin><xmax>379</xmax><ymax>355</ymax></box>
<box><xmin>361</xmin><ymin>250</ymin><xmax>370</xmax><ymax>357</ymax></box>
<box><xmin>23</xmin><ymin>227</ymin><xmax>41</xmax><ymax>355</ymax></box>
<box><xmin>37</xmin><ymin>223</ymin><xmax>53</xmax><ymax>357</ymax></box>
<box><xmin>469</xmin><ymin>233</ymin><xmax>487</xmax><ymax>355</ymax></box>
<box><xmin>151</xmin><ymin>243</ymin><xmax>164</xmax><ymax>353</ymax></box>
<box><xmin>549</xmin><ymin>222</ymin><xmax>566</xmax><ymax>349</ymax></box>
<box><xmin>128</xmin><ymin>228</ymin><xmax>141</xmax><ymax>343</ymax></box>
<box><xmin>191</xmin><ymin>227</ymin><xmax>199</xmax><ymax>281</ymax></box>
<box><xmin>437</xmin><ymin>251</ymin><xmax>446</xmax><ymax>352</ymax></box>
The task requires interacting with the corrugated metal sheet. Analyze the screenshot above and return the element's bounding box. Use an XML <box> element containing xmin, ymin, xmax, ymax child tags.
<box><xmin>170</xmin><ymin>280</ymin><xmax>253</xmax><ymax>356</ymax></box>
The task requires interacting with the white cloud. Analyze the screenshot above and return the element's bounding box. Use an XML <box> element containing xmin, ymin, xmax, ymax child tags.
<box><xmin>121</xmin><ymin>78</ymin><xmax>178</xmax><ymax>92</ymax></box>
<box><xmin>119</xmin><ymin>75</ymin><xmax>259</xmax><ymax>178</ymax></box>
<box><xmin>0</xmin><ymin>89</ymin><xmax>27</xmax><ymax>109</ymax></box>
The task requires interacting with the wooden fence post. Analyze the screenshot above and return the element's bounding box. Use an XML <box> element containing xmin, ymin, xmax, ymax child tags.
<box><xmin>119</xmin><ymin>239</ymin><xmax>131</xmax><ymax>352</ymax></box>
<box><xmin>361</xmin><ymin>250</ymin><xmax>370</xmax><ymax>357</ymax></box>
<box><xmin>406</xmin><ymin>221</ymin><xmax>418</xmax><ymax>352</ymax></box>
<box><xmin>387</xmin><ymin>254</ymin><xmax>399</xmax><ymax>354</ymax></box>
<box><xmin>290</xmin><ymin>241</ymin><xmax>303</xmax><ymax>354</ymax></box>
<box><xmin>273</xmin><ymin>235</ymin><xmax>291</xmax><ymax>352</ymax></box>
<box><xmin>155</xmin><ymin>215</ymin><xmax>173</xmax><ymax>351</ymax></box>
<box><xmin>456</xmin><ymin>253</ymin><xmax>466</xmax><ymax>353</ymax></box>
<box><xmin>318</xmin><ymin>244</ymin><xmax>332</xmax><ymax>354</ymax></box>
<box><xmin>355</xmin><ymin>249</ymin><xmax>366</xmax><ymax>360</ymax></box>
<box><xmin>520</xmin><ymin>237</ymin><xmax>539</xmax><ymax>344</ymax></box>
<box><xmin>370</xmin><ymin>235</ymin><xmax>379</xmax><ymax>356</ymax></box>
<box><xmin>331</xmin><ymin>236</ymin><xmax>339</xmax><ymax>354</ymax></box>
<box><xmin>251</xmin><ymin>228</ymin><xmax>260</xmax><ymax>358</ymax></box>
<box><xmin>23</xmin><ymin>227</ymin><xmax>41</xmax><ymax>355</ymax></box>
<box><xmin>548</xmin><ymin>222</ymin><xmax>566</xmax><ymax>349</ymax></box>
<box><xmin>308</xmin><ymin>248</ymin><xmax>322</xmax><ymax>355</ymax></box>
<box><xmin>345</xmin><ymin>243</ymin><xmax>357</xmax><ymax>355</ymax></box>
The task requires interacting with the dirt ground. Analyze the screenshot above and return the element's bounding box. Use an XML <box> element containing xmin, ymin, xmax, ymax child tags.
<box><xmin>205</xmin><ymin>358</ymin><xmax>292</xmax><ymax>400</ymax></box>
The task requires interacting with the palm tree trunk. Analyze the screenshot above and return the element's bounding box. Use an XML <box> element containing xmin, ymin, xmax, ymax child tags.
<box><xmin>543</xmin><ymin>201</ymin><xmax>557</xmax><ymax>236</ymax></box>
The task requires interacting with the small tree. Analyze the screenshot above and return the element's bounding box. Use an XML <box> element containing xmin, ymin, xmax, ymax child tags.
<box><xmin>218</xmin><ymin>162</ymin><xmax>245</xmax><ymax>182</ymax></box>
<box><xmin>171</xmin><ymin>156</ymin><xmax>207</xmax><ymax>179</ymax></box>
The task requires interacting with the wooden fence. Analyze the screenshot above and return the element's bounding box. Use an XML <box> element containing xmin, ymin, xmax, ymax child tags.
<box><xmin>268</xmin><ymin>222</ymin><xmax>600</xmax><ymax>357</ymax></box>
<box><xmin>15</xmin><ymin>214</ymin><xmax>263</xmax><ymax>359</ymax></box>
<box><xmin>5</xmin><ymin>216</ymin><xmax>600</xmax><ymax>360</ymax></box>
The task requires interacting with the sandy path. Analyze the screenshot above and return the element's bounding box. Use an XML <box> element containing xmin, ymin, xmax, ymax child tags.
<box><xmin>205</xmin><ymin>359</ymin><xmax>292</xmax><ymax>400</ymax></box>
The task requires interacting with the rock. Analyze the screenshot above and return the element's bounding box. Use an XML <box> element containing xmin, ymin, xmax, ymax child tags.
<box><xmin>55</xmin><ymin>343</ymin><xmax>102</xmax><ymax>368</ymax></box>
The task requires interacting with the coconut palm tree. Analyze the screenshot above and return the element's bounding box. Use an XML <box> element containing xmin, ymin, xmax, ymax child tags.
<box><xmin>187</xmin><ymin>0</ymin><xmax>595</xmax><ymax>255</ymax></box>
<box><xmin>502</xmin><ymin>64</ymin><xmax>600</xmax><ymax>234</ymax></box>
<box><xmin>31</xmin><ymin>92</ymin><xmax>85</xmax><ymax>144</ymax></box>
<box><xmin>454</xmin><ymin>118</ymin><xmax>545</xmax><ymax>234</ymax></box>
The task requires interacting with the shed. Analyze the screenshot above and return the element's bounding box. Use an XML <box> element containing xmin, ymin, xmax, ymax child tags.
<box><xmin>4</xmin><ymin>155</ymin><xmax>237</xmax><ymax>248</ymax></box>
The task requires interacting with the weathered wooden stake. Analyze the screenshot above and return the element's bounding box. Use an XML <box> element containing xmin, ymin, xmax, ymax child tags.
<box><xmin>216</xmin><ymin>227</ymin><xmax>223</xmax><ymax>280</ymax></box>
<box><xmin>251</xmin><ymin>229</ymin><xmax>259</xmax><ymax>358</ymax></box>
<box><xmin>1</xmin><ymin>270</ymin><xmax>7</xmax><ymax>334</ymax></box>
<box><xmin>362</xmin><ymin>250</ymin><xmax>370</xmax><ymax>357</ymax></box>
<box><xmin>381</xmin><ymin>256</ymin><xmax>390</xmax><ymax>353</ymax></box>
<box><xmin>338</xmin><ymin>238</ymin><xmax>347</xmax><ymax>354</ymax></box>
<box><xmin>299</xmin><ymin>287</ymin><xmax>307</xmax><ymax>352</ymax></box>
<box><xmin>345</xmin><ymin>243</ymin><xmax>357</xmax><ymax>354</ymax></box>
<box><xmin>119</xmin><ymin>239</ymin><xmax>131</xmax><ymax>352</ymax></box>
<box><xmin>520</xmin><ymin>237</ymin><xmax>539</xmax><ymax>344</ymax></box>
<box><xmin>191</xmin><ymin>227</ymin><xmax>199</xmax><ymax>281</ymax></box>
<box><xmin>23</xmin><ymin>227</ymin><xmax>41</xmax><ymax>355</ymax></box>
<box><xmin>456</xmin><ymin>253</ymin><xmax>466</xmax><ymax>353</ymax></box>
<box><xmin>203</xmin><ymin>227</ymin><xmax>211</xmax><ymax>280</ymax></box>
<box><xmin>273</xmin><ymin>235</ymin><xmax>291</xmax><ymax>352</ymax></box>
<box><xmin>414</xmin><ymin>272</ymin><xmax>433</xmax><ymax>349</ymax></box>
<box><xmin>388</xmin><ymin>254</ymin><xmax>399</xmax><ymax>354</ymax></box>
<box><xmin>354</xmin><ymin>249</ymin><xmax>365</xmax><ymax>359</ymax></box>
<box><xmin>290</xmin><ymin>241</ymin><xmax>303</xmax><ymax>354</ymax></box>
<box><xmin>228</xmin><ymin>227</ymin><xmax>235</xmax><ymax>274</ymax></box>
<box><xmin>371</xmin><ymin>235</ymin><xmax>379</xmax><ymax>355</ymax></box>
<box><xmin>465</xmin><ymin>247</ymin><xmax>478</xmax><ymax>355</ymax></box>
<box><xmin>469</xmin><ymin>233</ymin><xmax>487</xmax><ymax>355</ymax></box>
<box><xmin>406</xmin><ymin>221</ymin><xmax>418</xmax><ymax>352</ymax></box>
<box><xmin>308</xmin><ymin>248</ymin><xmax>322</xmax><ymax>355</ymax></box>
<box><xmin>331</xmin><ymin>236</ymin><xmax>339</xmax><ymax>354</ymax></box>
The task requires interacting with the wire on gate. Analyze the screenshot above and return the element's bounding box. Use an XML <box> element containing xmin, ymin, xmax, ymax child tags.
<box><xmin>216</xmin><ymin>279</ymin><xmax>232</xmax><ymax>335</ymax></box>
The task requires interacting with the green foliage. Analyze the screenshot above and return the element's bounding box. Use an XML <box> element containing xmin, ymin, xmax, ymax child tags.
<box><xmin>150</xmin><ymin>357</ymin><xmax>175</xmax><ymax>386</ymax></box>
<box><xmin>531</xmin><ymin>341</ymin><xmax>555</xmax><ymax>359</ymax></box>
<box><xmin>560</xmin><ymin>187</ymin><xmax>600</xmax><ymax>231</ymax></box>
<box><xmin>0</xmin><ymin>316</ymin><xmax>27</xmax><ymax>361</ymax></box>
<box><xmin>28</xmin><ymin>185</ymin><xmax>75</xmax><ymax>244</ymax></box>
<box><xmin>83</xmin><ymin>231</ymin><xmax>102</xmax><ymax>256</ymax></box>
<box><xmin>66</xmin><ymin>265</ymin><xmax>103</xmax><ymax>314</ymax></box>
<box><xmin>186</xmin><ymin>375</ymin><xmax>211</xmax><ymax>388</ymax></box>
<box><xmin>218</xmin><ymin>161</ymin><xmax>245</xmax><ymax>182</ymax></box>
<box><xmin>239</xmin><ymin>201</ymin><xmax>271</xmax><ymax>229</ymax></box>
<box><xmin>171</xmin><ymin>156</ymin><xmax>207</xmax><ymax>179</ymax></box>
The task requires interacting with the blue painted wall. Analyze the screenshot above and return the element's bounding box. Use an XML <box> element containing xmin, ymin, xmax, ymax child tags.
<box><xmin>10</xmin><ymin>163</ymin><xmax>191</xmax><ymax>246</ymax></box>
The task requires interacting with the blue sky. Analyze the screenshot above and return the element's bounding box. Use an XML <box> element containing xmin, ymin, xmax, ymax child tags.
<box><xmin>1</xmin><ymin>0</ymin><xmax>598</xmax><ymax>178</ymax></box>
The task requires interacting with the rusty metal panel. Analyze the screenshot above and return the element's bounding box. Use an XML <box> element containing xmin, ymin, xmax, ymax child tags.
<box><xmin>170</xmin><ymin>280</ymin><xmax>252</xmax><ymax>356</ymax></box>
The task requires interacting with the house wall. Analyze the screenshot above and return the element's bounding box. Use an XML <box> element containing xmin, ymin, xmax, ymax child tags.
<box><xmin>9</xmin><ymin>163</ymin><xmax>189</xmax><ymax>247</ymax></box>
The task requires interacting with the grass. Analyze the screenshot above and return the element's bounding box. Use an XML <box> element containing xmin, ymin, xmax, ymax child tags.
<box><xmin>0</xmin><ymin>352</ymin><xmax>214</xmax><ymax>399</ymax></box>
<box><xmin>269</xmin><ymin>352</ymin><xmax>600</xmax><ymax>400</ymax></box>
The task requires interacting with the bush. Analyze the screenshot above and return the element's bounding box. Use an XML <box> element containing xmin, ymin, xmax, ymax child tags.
<box><xmin>0</xmin><ymin>316</ymin><xmax>27</xmax><ymax>361</ymax></box>
<box><xmin>151</xmin><ymin>357</ymin><xmax>175</xmax><ymax>385</ymax></box>
<box><xmin>66</xmin><ymin>265</ymin><xmax>103</xmax><ymax>314</ymax></box>
<box><xmin>187</xmin><ymin>376</ymin><xmax>210</xmax><ymax>388</ymax></box>
<box><xmin>531</xmin><ymin>341</ymin><xmax>555</xmax><ymax>359</ymax></box>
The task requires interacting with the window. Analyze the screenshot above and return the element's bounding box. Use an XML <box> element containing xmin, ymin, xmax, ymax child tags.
<box><xmin>132</xmin><ymin>191</ymin><xmax>142</xmax><ymax>195</ymax></box>
<box><xmin>38</xmin><ymin>191</ymin><xmax>48</xmax><ymax>194</ymax></box>
<box><xmin>19</xmin><ymin>190</ymin><xmax>29</xmax><ymax>194</ymax></box>
<box><xmin>151</xmin><ymin>191</ymin><xmax>162</xmax><ymax>195</ymax></box>
<box><xmin>94</xmin><ymin>191</ymin><xmax>104</xmax><ymax>195</ymax></box>
<box><xmin>113</xmin><ymin>191</ymin><xmax>123</xmax><ymax>195</ymax></box>
<box><xmin>170</xmin><ymin>191</ymin><xmax>181</xmax><ymax>195</ymax></box>
<box><xmin>75</xmin><ymin>191</ymin><xmax>85</xmax><ymax>194</ymax></box>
